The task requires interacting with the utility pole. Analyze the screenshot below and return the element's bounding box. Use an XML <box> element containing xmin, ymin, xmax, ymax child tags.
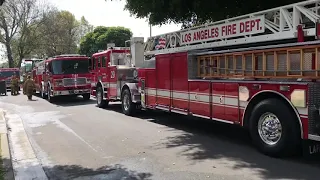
<box><xmin>149</xmin><ymin>16</ymin><xmax>152</xmax><ymax>37</ymax></box>
<box><xmin>149</xmin><ymin>23</ymin><xmax>152</xmax><ymax>37</ymax></box>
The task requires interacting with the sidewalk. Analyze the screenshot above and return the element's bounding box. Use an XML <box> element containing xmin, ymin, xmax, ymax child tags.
<box><xmin>0</xmin><ymin>108</ymin><xmax>49</xmax><ymax>180</ymax></box>
<box><xmin>0</xmin><ymin>109</ymin><xmax>14</xmax><ymax>180</ymax></box>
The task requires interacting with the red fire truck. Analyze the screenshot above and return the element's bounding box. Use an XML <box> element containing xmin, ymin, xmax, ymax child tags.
<box><xmin>0</xmin><ymin>68</ymin><xmax>20</xmax><ymax>90</ymax></box>
<box><xmin>91</xmin><ymin>0</ymin><xmax>320</xmax><ymax>157</ymax></box>
<box><xmin>90</xmin><ymin>44</ymin><xmax>140</xmax><ymax>108</ymax></box>
<box><xmin>33</xmin><ymin>54</ymin><xmax>92</xmax><ymax>102</ymax></box>
<box><xmin>20</xmin><ymin>58</ymin><xmax>43</xmax><ymax>76</ymax></box>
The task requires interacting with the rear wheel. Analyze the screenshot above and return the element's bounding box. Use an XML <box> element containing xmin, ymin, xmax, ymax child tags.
<box><xmin>249</xmin><ymin>98</ymin><xmax>301</xmax><ymax>157</ymax></box>
<box><xmin>96</xmin><ymin>86</ymin><xmax>108</xmax><ymax>108</ymax></box>
<box><xmin>121</xmin><ymin>88</ymin><xmax>136</xmax><ymax>116</ymax></box>
<box><xmin>83</xmin><ymin>93</ymin><xmax>90</xmax><ymax>100</ymax></box>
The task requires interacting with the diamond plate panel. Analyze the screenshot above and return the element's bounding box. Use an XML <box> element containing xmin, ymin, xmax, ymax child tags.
<box><xmin>308</xmin><ymin>83</ymin><xmax>320</xmax><ymax>135</ymax></box>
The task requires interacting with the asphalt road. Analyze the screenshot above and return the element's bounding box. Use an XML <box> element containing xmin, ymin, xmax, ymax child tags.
<box><xmin>0</xmin><ymin>93</ymin><xmax>319</xmax><ymax>180</ymax></box>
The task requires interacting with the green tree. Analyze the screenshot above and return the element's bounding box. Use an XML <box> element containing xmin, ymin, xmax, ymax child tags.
<box><xmin>76</xmin><ymin>16</ymin><xmax>94</xmax><ymax>44</ymax></box>
<box><xmin>0</xmin><ymin>0</ymin><xmax>36</xmax><ymax>67</ymax></box>
<box><xmin>79</xmin><ymin>26</ymin><xmax>133</xmax><ymax>56</ymax></box>
<box><xmin>34</xmin><ymin>9</ymin><xmax>81</xmax><ymax>57</ymax></box>
<box><xmin>11</xmin><ymin>1</ymin><xmax>47</xmax><ymax>68</ymax></box>
<box><xmin>107</xmin><ymin>0</ymin><xmax>303</xmax><ymax>26</ymax></box>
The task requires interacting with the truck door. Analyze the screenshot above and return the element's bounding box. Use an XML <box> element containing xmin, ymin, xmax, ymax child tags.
<box><xmin>91</xmin><ymin>56</ymin><xmax>98</xmax><ymax>86</ymax></box>
<box><xmin>100</xmin><ymin>56</ymin><xmax>108</xmax><ymax>83</ymax></box>
<box><xmin>96</xmin><ymin>56</ymin><xmax>103</xmax><ymax>82</ymax></box>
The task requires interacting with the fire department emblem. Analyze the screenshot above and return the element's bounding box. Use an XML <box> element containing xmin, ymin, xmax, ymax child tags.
<box><xmin>219</xmin><ymin>96</ymin><xmax>223</xmax><ymax>104</ymax></box>
<box><xmin>194</xmin><ymin>94</ymin><xmax>198</xmax><ymax>100</ymax></box>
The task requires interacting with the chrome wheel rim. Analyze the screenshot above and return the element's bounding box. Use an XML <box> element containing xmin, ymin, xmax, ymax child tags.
<box><xmin>41</xmin><ymin>86</ymin><xmax>44</xmax><ymax>97</ymax></box>
<box><xmin>97</xmin><ymin>90</ymin><xmax>102</xmax><ymax>104</ymax></box>
<box><xmin>258</xmin><ymin>112</ymin><xmax>282</xmax><ymax>146</ymax></box>
<box><xmin>47</xmin><ymin>88</ymin><xmax>50</xmax><ymax>100</ymax></box>
<box><xmin>123</xmin><ymin>94</ymin><xmax>130</xmax><ymax>111</ymax></box>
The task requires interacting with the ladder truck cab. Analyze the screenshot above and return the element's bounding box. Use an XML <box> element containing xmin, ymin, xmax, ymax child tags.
<box><xmin>33</xmin><ymin>54</ymin><xmax>92</xmax><ymax>102</ymax></box>
<box><xmin>21</xmin><ymin>58</ymin><xmax>43</xmax><ymax>85</ymax></box>
<box><xmin>98</xmin><ymin>0</ymin><xmax>320</xmax><ymax>158</ymax></box>
<box><xmin>90</xmin><ymin>42</ymin><xmax>142</xmax><ymax>113</ymax></box>
<box><xmin>20</xmin><ymin>58</ymin><xmax>43</xmax><ymax>77</ymax></box>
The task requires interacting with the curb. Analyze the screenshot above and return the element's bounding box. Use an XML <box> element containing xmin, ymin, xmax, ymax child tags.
<box><xmin>0</xmin><ymin>109</ymin><xmax>14</xmax><ymax>180</ymax></box>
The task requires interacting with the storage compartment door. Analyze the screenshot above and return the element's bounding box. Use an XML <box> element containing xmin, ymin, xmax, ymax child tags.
<box><xmin>171</xmin><ymin>52</ymin><xmax>188</xmax><ymax>114</ymax></box>
<box><xmin>156</xmin><ymin>54</ymin><xmax>171</xmax><ymax>110</ymax></box>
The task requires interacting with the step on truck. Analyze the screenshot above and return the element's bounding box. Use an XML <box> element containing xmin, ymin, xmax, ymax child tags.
<box><xmin>91</xmin><ymin>0</ymin><xmax>320</xmax><ymax>157</ymax></box>
<box><xmin>32</xmin><ymin>54</ymin><xmax>92</xmax><ymax>102</ymax></box>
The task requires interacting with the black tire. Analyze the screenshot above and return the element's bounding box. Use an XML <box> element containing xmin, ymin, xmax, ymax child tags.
<box><xmin>47</xmin><ymin>86</ymin><xmax>55</xmax><ymax>103</ymax></box>
<box><xmin>96</xmin><ymin>86</ymin><xmax>108</xmax><ymax>108</ymax></box>
<box><xmin>40</xmin><ymin>85</ymin><xmax>46</xmax><ymax>99</ymax></box>
<box><xmin>249</xmin><ymin>98</ymin><xmax>301</xmax><ymax>157</ymax></box>
<box><xmin>83</xmin><ymin>93</ymin><xmax>90</xmax><ymax>100</ymax></box>
<box><xmin>121</xmin><ymin>88</ymin><xmax>136</xmax><ymax>116</ymax></box>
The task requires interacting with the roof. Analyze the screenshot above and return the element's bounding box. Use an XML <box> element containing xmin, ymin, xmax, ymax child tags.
<box><xmin>92</xmin><ymin>48</ymin><xmax>129</xmax><ymax>57</ymax></box>
<box><xmin>0</xmin><ymin>68</ymin><xmax>19</xmax><ymax>71</ymax></box>
<box><xmin>46</xmin><ymin>54</ymin><xmax>89</xmax><ymax>62</ymax></box>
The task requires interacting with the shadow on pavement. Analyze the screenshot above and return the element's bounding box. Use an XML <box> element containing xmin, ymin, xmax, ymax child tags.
<box><xmin>44</xmin><ymin>163</ymin><xmax>152</xmax><ymax>180</ymax></box>
<box><xmin>39</xmin><ymin>95</ymin><xmax>97</xmax><ymax>107</ymax></box>
<box><xmin>103</xmin><ymin>104</ymin><xmax>320</xmax><ymax>180</ymax></box>
<box><xmin>1</xmin><ymin>158</ymin><xmax>152</xmax><ymax>180</ymax></box>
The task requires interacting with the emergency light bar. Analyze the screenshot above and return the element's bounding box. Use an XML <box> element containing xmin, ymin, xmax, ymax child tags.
<box><xmin>54</xmin><ymin>54</ymin><xmax>87</xmax><ymax>58</ymax></box>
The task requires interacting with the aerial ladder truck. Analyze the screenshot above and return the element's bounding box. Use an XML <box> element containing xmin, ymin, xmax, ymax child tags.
<box><xmin>92</xmin><ymin>0</ymin><xmax>320</xmax><ymax>157</ymax></box>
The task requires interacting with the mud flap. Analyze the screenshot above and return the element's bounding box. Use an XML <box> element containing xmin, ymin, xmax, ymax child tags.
<box><xmin>302</xmin><ymin>140</ymin><xmax>320</xmax><ymax>159</ymax></box>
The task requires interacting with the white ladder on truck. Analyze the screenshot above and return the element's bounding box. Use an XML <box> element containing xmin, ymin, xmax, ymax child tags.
<box><xmin>144</xmin><ymin>0</ymin><xmax>320</xmax><ymax>56</ymax></box>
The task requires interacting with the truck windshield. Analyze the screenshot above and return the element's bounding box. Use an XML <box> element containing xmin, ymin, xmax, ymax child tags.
<box><xmin>0</xmin><ymin>71</ymin><xmax>20</xmax><ymax>78</ymax></box>
<box><xmin>51</xmin><ymin>59</ymin><xmax>89</xmax><ymax>75</ymax></box>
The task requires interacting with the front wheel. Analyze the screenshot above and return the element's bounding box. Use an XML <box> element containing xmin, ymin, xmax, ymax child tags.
<box><xmin>249</xmin><ymin>98</ymin><xmax>301</xmax><ymax>157</ymax></box>
<box><xmin>47</xmin><ymin>86</ymin><xmax>55</xmax><ymax>103</ymax></box>
<box><xmin>121</xmin><ymin>88</ymin><xmax>136</xmax><ymax>116</ymax></box>
<box><xmin>96</xmin><ymin>86</ymin><xmax>108</xmax><ymax>108</ymax></box>
<box><xmin>40</xmin><ymin>85</ymin><xmax>47</xmax><ymax>99</ymax></box>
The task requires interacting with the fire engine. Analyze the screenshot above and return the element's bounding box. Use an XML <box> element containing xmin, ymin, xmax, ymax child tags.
<box><xmin>20</xmin><ymin>58</ymin><xmax>43</xmax><ymax>76</ymax></box>
<box><xmin>90</xmin><ymin>44</ymin><xmax>139</xmax><ymax>108</ymax></box>
<box><xmin>91</xmin><ymin>0</ymin><xmax>320</xmax><ymax>157</ymax></box>
<box><xmin>33</xmin><ymin>54</ymin><xmax>92</xmax><ymax>102</ymax></box>
<box><xmin>0</xmin><ymin>68</ymin><xmax>20</xmax><ymax>90</ymax></box>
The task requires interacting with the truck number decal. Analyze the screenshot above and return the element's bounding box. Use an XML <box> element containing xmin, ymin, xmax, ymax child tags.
<box><xmin>110</xmin><ymin>71</ymin><xmax>115</xmax><ymax>79</ymax></box>
<box><xmin>309</xmin><ymin>144</ymin><xmax>320</xmax><ymax>154</ymax></box>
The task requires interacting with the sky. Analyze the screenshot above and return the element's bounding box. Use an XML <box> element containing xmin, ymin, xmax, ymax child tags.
<box><xmin>48</xmin><ymin>0</ymin><xmax>181</xmax><ymax>40</ymax></box>
<box><xmin>0</xmin><ymin>0</ymin><xmax>182</xmax><ymax>63</ymax></box>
